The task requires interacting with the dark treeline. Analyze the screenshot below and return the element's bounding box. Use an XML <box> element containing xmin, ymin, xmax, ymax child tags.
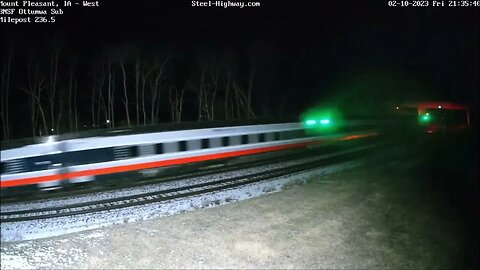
<box><xmin>2</xmin><ymin>13</ymin><xmax>478</xmax><ymax>141</ymax></box>
<box><xmin>1</xmin><ymin>39</ymin><xmax>301</xmax><ymax>141</ymax></box>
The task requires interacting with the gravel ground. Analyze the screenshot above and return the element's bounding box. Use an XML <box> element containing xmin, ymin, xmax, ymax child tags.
<box><xmin>1</xmin><ymin>143</ymin><xmax>477</xmax><ymax>269</ymax></box>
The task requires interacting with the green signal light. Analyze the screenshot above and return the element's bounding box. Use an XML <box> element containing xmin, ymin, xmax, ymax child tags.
<box><xmin>420</xmin><ymin>113</ymin><xmax>431</xmax><ymax>122</ymax></box>
<box><xmin>305</xmin><ymin>119</ymin><xmax>317</xmax><ymax>125</ymax></box>
<box><xmin>301</xmin><ymin>106</ymin><xmax>341</xmax><ymax>134</ymax></box>
<box><xmin>319</xmin><ymin>119</ymin><xmax>330</xmax><ymax>125</ymax></box>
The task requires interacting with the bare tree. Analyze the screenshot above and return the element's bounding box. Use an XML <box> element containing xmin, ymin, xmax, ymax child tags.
<box><xmin>47</xmin><ymin>46</ymin><xmax>60</xmax><ymax>133</ymax></box>
<box><xmin>224</xmin><ymin>70</ymin><xmax>232</xmax><ymax>120</ymax></box>
<box><xmin>200</xmin><ymin>62</ymin><xmax>219</xmax><ymax>121</ymax></box>
<box><xmin>230</xmin><ymin>61</ymin><xmax>256</xmax><ymax>119</ymax></box>
<box><xmin>65</xmin><ymin>60</ymin><xmax>78</xmax><ymax>132</ymax></box>
<box><xmin>134</xmin><ymin>57</ymin><xmax>141</xmax><ymax>125</ymax></box>
<box><xmin>231</xmin><ymin>80</ymin><xmax>252</xmax><ymax>119</ymax></box>
<box><xmin>210</xmin><ymin>65</ymin><xmax>219</xmax><ymax>120</ymax></box>
<box><xmin>23</xmin><ymin>61</ymin><xmax>48</xmax><ymax>137</ymax></box>
<box><xmin>246</xmin><ymin>59</ymin><xmax>256</xmax><ymax>118</ymax></box>
<box><xmin>90</xmin><ymin>70</ymin><xmax>97</xmax><ymax>128</ymax></box>
<box><xmin>197</xmin><ymin>66</ymin><xmax>207</xmax><ymax>121</ymax></box>
<box><xmin>105</xmin><ymin>59</ymin><xmax>116</xmax><ymax>128</ymax></box>
<box><xmin>73</xmin><ymin>78</ymin><xmax>78</xmax><ymax>131</ymax></box>
<box><xmin>150</xmin><ymin>56</ymin><xmax>170</xmax><ymax>124</ymax></box>
<box><xmin>95</xmin><ymin>65</ymin><xmax>108</xmax><ymax>128</ymax></box>
<box><xmin>0</xmin><ymin>41</ymin><xmax>13</xmax><ymax>140</ymax></box>
<box><xmin>120</xmin><ymin>59</ymin><xmax>131</xmax><ymax>126</ymax></box>
<box><xmin>231</xmin><ymin>79</ymin><xmax>243</xmax><ymax>119</ymax></box>
<box><xmin>169</xmin><ymin>84</ymin><xmax>185</xmax><ymax>123</ymax></box>
<box><xmin>111</xmin><ymin>71</ymin><xmax>116</xmax><ymax>127</ymax></box>
<box><xmin>140</xmin><ymin>64</ymin><xmax>154</xmax><ymax>125</ymax></box>
<box><xmin>68</xmin><ymin>61</ymin><xmax>76</xmax><ymax>132</ymax></box>
<box><xmin>55</xmin><ymin>88</ymin><xmax>64</xmax><ymax>134</ymax></box>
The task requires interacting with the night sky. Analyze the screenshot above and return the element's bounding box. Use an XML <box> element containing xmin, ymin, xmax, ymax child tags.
<box><xmin>1</xmin><ymin>0</ymin><xmax>479</xmax><ymax>139</ymax></box>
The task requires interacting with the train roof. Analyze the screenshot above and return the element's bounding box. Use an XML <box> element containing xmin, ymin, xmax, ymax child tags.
<box><xmin>1</xmin><ymin>118</ymin><xmax>296</xmax><ymax>151</ymax></box>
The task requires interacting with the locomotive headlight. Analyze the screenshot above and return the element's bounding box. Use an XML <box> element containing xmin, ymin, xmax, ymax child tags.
<box><xmin>319</xmin><ymin>119</ymin><xmax>331</xmax><ymax>125</ymax></box>
<box><xmin>301</xmin><ymin>106</ymin><xmax>341</xmax><ymax>134</ymax></box>
<box><xmin>304</xmin><ymin>118</ymin><xmax>332</xmax><ymax>128</ymax></box>
<box><xmin>305</xmin><ymin>119</ymin><xmax>317</xmax><ymax>126</ymax></box>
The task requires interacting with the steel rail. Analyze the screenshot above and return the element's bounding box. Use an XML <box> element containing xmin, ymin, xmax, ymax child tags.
<box><xmin>1</xmin><ymin>139</ymin><xmax>360</xmax><ymax>204</ymax></box>
<box><xmin>0</xmin><ymin>144</ymin><xmax>379</xmax><ymax>223</ymax></box>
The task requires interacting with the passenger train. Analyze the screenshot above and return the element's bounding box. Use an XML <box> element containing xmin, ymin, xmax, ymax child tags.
<box><xmin>1</xmin><ymin>121</ymin><xmax>379</xmax><ymax>197</ymax></box>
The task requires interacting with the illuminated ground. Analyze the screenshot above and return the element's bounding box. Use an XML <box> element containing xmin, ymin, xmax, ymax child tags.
<box><xmin>1</xmin><ymin>138</ymin><xmax>477</xmax><ymax>269</ymax></box>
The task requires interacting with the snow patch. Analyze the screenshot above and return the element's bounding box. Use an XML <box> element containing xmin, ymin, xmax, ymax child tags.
<box><xmin>0</xmin><ymin>254</ymin><xmax>35</xmax><ymax>270</ymax></box>
<box><xmin>1</xmin><ymin>159</ymin><xmax>363</xmax><ymax>242</ymax></box>
<box><xmin>82</xmin><ymin>231</ymin><xmax>105</xmax><ymax>239</ymax></box>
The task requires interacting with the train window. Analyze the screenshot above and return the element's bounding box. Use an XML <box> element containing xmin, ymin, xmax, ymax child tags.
<box><xmin>179</xmin><ymin>141</ymin><xmax>187</xmax><ymax>151</ymax></box>
<box><xmin>222</xmin><ymin>137</ymin><xmax>230</xmax><ymax>146</ymax></box>
<box><xmin>288</xmin><ymin>131</ymin><xmax>295</xmax><ymax>139</ymax></box>
<box><xmin>137</xmin><ymin>144</ymin><xmax>155</xmax><ymax>156</ymax></box>
<box><xmin>209</xmin><ymin>137</ymin><xmax>222</xmax><ymax>148</ymax></box>
<box><xmin>201</xmin><ymin>138</ymin><xmax>209</xmax><ymax>149</ymax></box>
<box><xmin>259</xmin><ymin>133</ymin><xmax>266</xmax><ymax>142</ymax></box>
<box><xmin>281</xmin><ymin>130</ymin><xmax>303</xmax><ymax>140</ymax></box>
<box><xmin>162</xmin><ymin>142</ymin><xmax>179</xmax><ymax>153</ymax></box>
<box><xmin>60</xmin><ymin>148</ymin><xmax>113</xmax><ymax>166</ymax></box>
<box><xmin>187</xmin><ymin>140</ymin><xmax>202</xmax><ymax>150</ymax></box>
<box><xmin>265</xmin><ymin>133</ymin><xmax>275</xmax><ymax>142</ymax></box>
<box><xmin>274</xmin><ymin>132</ymin><xmax>280</xmax><ymax>141</ymax></box>
<box><xmin>155</xmin><ymin>143</ymin><xmax>164</xmax><ymax>154</ymax></box>
<box><xmin>280</xmin><ymin>131</ymin><xmax>294</xmax><ymax>140</ymax></box>
<box><xmin>241</xmin><ymin>135</ymin><xmax>248</xmax><ymax>144</ymax></box>
<box><xmin>248</xmin><ymin>134</ymin><xmax>259</xmax><ymax>143</ymax></box>
<box><xmin>230</xmin><ymin>136</ymin><xmax>241</xmax><ymax>145</ymax></box>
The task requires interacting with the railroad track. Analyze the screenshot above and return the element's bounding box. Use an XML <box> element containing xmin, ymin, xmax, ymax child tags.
<box><xmin>1</xmin><ymin>137</ymin><xmax>373</xmax><ymax>205</ymax></box>
<box><xmin>0</xmin><ymin>143</ymin><xmax>379</xmax><ymax>223</ymax></box>
<box><xmin>1</xmin><ymin>140</ymin><xmax>354</xmax><ymax>205</ymax></box>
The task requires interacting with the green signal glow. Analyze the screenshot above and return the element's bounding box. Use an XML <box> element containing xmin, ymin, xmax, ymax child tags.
<box><xmin>304</xmin><ymin>118</ymin><xmax>331</xmax><ymax>127</ymax></box>
<box><xmin>420</xmin><ymin>113</ymin><xmax>431</xmax><ymax>122</ymax></box>
<box><xmin>319</xmin><ymin>119</ymin><xmax>330</xmax><ymax>125</ymax></box>
<box><xmin>301</xmin><ymin>106</ymin><xmax>341</xmax><ymax>135</ymax></box>
<box><xmin>305</xmin><ymin>119</ymin><xmax>317</xmax><ymax>125</ymax></box>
